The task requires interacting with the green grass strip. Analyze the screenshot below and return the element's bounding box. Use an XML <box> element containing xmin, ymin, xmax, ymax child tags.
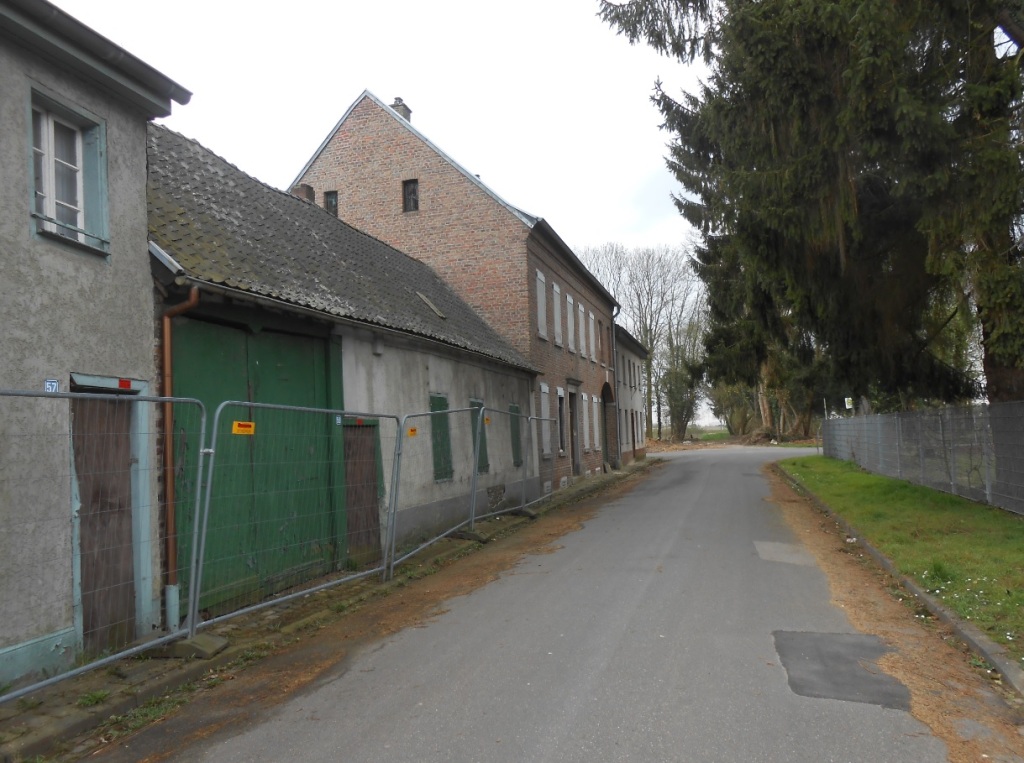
<box><xmin>777</xmin><ymin>456</ymin><xmax>1024</xmax><ymax>668</ymax></box>
<box><xmin>699</xmin><ymin>431</ymin><xmax>731</xmax><ymax>442</ymax></box>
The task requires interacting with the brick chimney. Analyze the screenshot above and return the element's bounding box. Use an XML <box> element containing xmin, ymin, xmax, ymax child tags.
<box><xmin>390</xmin><ymin>97</ymin><xmax>412</xmax><ymax>122</ymax></box>
<box><xmin>290</xmin><ymin>183</ymin><xmax>314</xmax><ymax>202</ymax></box>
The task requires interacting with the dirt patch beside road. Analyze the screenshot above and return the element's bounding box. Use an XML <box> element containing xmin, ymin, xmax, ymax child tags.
<box><xmin>70</xmin><ymin>474</ymin><xmax>648</xmax><ymax>762</ymax></box>
<box><xmin>68</xmin><ymin>462</ymin><xmax>1023</xmax><ymax>762</ymax></box>
<box><xmin>766</xmin><ymin>468</ymin><xmax>1024</xmax><ymax>763</ymax></box>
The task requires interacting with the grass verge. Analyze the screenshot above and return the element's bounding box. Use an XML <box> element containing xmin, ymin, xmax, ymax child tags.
<box><xmin>699</xmin><ymin>431</ymin><xmax>731</xmax><ymax>442</ymax></box>
<box><xmin>777</xmin><ymin>456</ymin><xmax>1024</xmax><ymax>669</ymax></box>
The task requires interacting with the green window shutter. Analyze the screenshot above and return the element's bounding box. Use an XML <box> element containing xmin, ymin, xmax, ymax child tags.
<box><xmin>509</xmin><ymin>403</ymin><xmax>523</xmax><ymax>467</ymax></box>
<box><xmin>470</xmin><ymin>400</ymin><xmax>489</xmax><ymax>474</ymax></box>
<box><xmin>430</xmin><ymin>394</ymin><xmax>453</xmax><ymax>481</ymax></box>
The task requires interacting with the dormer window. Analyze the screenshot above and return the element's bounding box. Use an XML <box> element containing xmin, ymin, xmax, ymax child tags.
<box><xmin>403</xmin><ymin>179</ymin><xmax>419</xmax><ymax>212</ymax></box>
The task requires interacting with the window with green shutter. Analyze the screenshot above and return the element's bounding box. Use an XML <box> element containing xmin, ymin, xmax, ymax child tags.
<box><xmin>430</xmin><ymin>394</ymin><xmax>453</xmax><ymax>481</ymax></box>
<box><xmin>509</xmin><ymin>403</ymin><xmax>523</xmax><ymax>467</ymax></box>
<box><xmin>470</xmin><ymin>399</ymin><xmax>489</xmax><ymax>474</ymax></box>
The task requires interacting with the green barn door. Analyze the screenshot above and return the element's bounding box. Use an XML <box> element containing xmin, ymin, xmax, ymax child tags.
<box><xmin>247</xmin><ymin>331</ymin><xmax>335</xmax><ymax>593</ymax></box>
<box><xmin>172</xmin><ymin>318</ymin><xmax>256</xmax><ymax>613</ymax></box>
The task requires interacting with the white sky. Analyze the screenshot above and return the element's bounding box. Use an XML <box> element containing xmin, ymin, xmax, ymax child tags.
<box><xmin>50</xmin><ymin>0</ymin><xmax>701</xmax><ymax>253</ymax></box>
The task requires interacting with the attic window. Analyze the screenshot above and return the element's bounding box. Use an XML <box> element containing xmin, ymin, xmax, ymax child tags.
<box><xmin>417</xmin><ymin>291</ymin><xmax>445</xmax><ymax>318</ymax></box>
<box><xmin>403</xmin><ymin>179</ymin><xmax>419</xmax><ymax>212</ymax></box>
<box><xmin>324</xmin><ymin>190</ymin><xmax>338</xmax><ymax>217</ymax></box>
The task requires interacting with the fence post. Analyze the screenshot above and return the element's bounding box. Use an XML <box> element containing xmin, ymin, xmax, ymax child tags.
<box><xmin>184</xmin><ymin>405</ymin><xmax>209</xmax><ymax>638</ymax></box>
<box><xmin>520</xmin><ymin>410</ymin><xmax>529</xmax><ymax>512</ymax></box>
<box><xmin>919</xmin><ymin>415</ymin><xmax>927</xmax><ymax>486</ymax></box>
<box><xmin>468</xmin><ymin>406</ymin><xmax>486</xmax><ymax>531</ymax></box>
<box><xmin>190</xmin><ymin>401</ymin><xmax>235</xmax><ymax>639</ymax></box>
<box><xmin>895</xmin><ymin>414</ymin><xmax>902</xmax><ymax>480</ymax></box>
<box><xmin>386</xmin><ymin>416</ymin><xmax>409</xmax><ymax>581</ymax></box>
<box><xmin>875</xmin><ymin>414</ymin><xmax>882</xmax><ymax>474</ymax></box>
<box><xmin>981</xmin><ymin>405</ymin><xmax>993</xmax><ymax>505</ymax></box>
<box><xmin>949</xmin><ymin>410</ymin><xmax>957</xmax><ymax>495</ymax></box>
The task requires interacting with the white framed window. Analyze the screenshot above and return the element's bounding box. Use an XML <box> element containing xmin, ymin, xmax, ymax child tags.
<box><xmin>567</xmin><ymin>294</ymin><xmax>576</xmax><ymax>352</ymax></box>
<box><xmin>553</xmin><ymin>283</ymin><xmax>563</xmax><ymax>347</ymax></box>
<box><xmin>593</xmin><ymin>396</ymin><xmax>601</xmax><ymax>450</ymax></box>
<box><xmin>536</xmin><ymin>270</ymin><xmax>547</xmax><ymax>339</ymax></box>
<box><xmin>31</xmin><ymin>94</ymin><xmax>108</xmax><ymax>252</ymax></box>
<box><xmin>578</xmin><ymin>302</ymin><xmax>586</xmax><ymax>358</ymax></box>
<box><xmin>582</xmin><ymin>393</ymin><xmax>590</xmax><ymax>451</ymax></box>
<box><xmin>540</xmin><ymin>383</ymin><xmax>551</xmax><ymax>455</ymax></box>
<box><xmin>588</xmin><ymin>312</ymin><xmax>596</xmax><ymax>362</ymax></box>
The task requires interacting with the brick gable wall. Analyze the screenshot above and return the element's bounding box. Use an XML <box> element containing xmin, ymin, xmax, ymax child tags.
<box><xmin>296</xmin><ymin>95</ymin><xmax>622</xmax><ymax>483</ymax></box>
<box><xmin>297</xmin><ymin>97</ymin><xmax>532</xmax><ymax>357</ymax></box>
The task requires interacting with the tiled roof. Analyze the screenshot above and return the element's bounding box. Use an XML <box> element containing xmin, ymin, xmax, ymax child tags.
<box><xmin>291</xmin><ymin>91</ymin><xmax>617</xmax><ymax>310</ymax></box>
<box><xmin>147</xmin><ymin>124</ymin><xmax>533</xmax><ymax>372</ymax></box>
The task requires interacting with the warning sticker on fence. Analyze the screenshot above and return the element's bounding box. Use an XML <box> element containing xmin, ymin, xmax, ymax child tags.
<box><xmin>407</xmin><ymin>426</ymin><xmax>418</xmax><ymax>437</ymax></box>
<box><xmin>232</xmin><ymin>421</ymin><xmax>255</xmax><ymax>435</ymax></box>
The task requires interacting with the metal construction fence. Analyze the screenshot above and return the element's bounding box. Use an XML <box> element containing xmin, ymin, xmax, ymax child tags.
<box><xmin>0</xmin><ymin>390</ymin><xmax>207</xmax><ymax>705</ymax></box>
<box><xmin>822</xmin><ymin>401</ymin><xmax>1024</xmax><ymax>515</ymax></box>
<box><xmin>0</xmin><ymin>391</ymin><xmax>546</xmax><ymax>704</ymax></box>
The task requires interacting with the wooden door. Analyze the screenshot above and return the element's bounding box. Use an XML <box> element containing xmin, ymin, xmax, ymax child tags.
<box><xmin>72</xmin><ymin>396</ymin><xmax>135</xmax><ymax>654</ymax></box>
<box><xmin>248</xmin><ymin>330</ymin><xmax>332</xmax><ymax>589</ymax></box>
<box><xmin>343</xmin><ymin>424</ymin><xmax>381</xmax><ymax>566</ymax></box>
<box><xmin>568</xmin><ymin>392</ymin><xmax>581</xmax><ymax>475</ymax></box>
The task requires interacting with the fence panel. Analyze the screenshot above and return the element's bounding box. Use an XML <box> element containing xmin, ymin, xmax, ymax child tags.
<box><xmin>194</xmin><ymin>402</ymin><xmax>399</xmax><ymax>626</ymax></box>
<box><xmin>822</xmin><ymin>401</ymin><xmax>1024</xmax><ymax>516</ymax></box>
<box><xmin>0</xmin><ymin>390</ymin><xmax>205</xmax><ymax>705</ymax></box>
<box><xmin>387</xmin><ymin>405</ymin><xmax>539</xmax><ymax>575</ymax></box>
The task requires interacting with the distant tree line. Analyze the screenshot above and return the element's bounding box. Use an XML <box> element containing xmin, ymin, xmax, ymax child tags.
<box><xmin>581</xmin><ymin>243</ymin><xmax>707</xmax><ymax>440</ymax></box>
<box><xmin>599</xmin><ymin>0</ymin><xmax>1024</xmax><ymax>418</ymax></box>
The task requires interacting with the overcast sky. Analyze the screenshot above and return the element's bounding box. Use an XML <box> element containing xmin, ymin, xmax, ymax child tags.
<box><xmin>50</xmin><ymin>0</ymin><xmax>701</xmax><ymax>253</ymax></box>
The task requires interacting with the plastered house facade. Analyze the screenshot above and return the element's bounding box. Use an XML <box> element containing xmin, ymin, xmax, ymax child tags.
<box><xmin>0</xmin><ymin>0</ymin><xmax>189</xmax><ymax>684</ymax></box>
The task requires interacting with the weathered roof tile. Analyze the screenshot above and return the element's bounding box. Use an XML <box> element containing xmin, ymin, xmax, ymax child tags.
<box><xmin>148</xmin><ymin>124</ymin><xmax>533</xmax><ymax>372</ymax></box>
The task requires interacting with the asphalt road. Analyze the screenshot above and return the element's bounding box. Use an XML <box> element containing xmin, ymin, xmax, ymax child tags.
<box><xmin>178</xmin><ymin>447</ymin><xmax>947</xmax><ymax>761</ymax></box>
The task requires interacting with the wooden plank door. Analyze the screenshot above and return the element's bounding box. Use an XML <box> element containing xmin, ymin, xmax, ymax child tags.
<box><xmin>248</xmin><ymin>330</ymin><xmax>332</xmax><ymax>591</ymax></box>
<box><xmin>343</xmin><ymin>424</ymin><xmax>381</xmax><ymax>567</ymax></box>
<box><xmin>171</xmin><ymin>317</ymin><xmax>255</xmax><ymax>612</ymax></box>
<box><xmin>71</xmin><ymin>396</ymin><xmax>135</xmax><ymax>654</ymax></box>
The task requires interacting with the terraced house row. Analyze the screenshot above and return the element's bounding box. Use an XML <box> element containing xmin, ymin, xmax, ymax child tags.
<box><xmin>291</xmin><ymin>91</ymin><xmax>646</xmax><ymax>491</ymax></box>
<box><xmin>0</xmin><ymin>0</ymin><xmax>645</xmax><ymax>692</ymax></box>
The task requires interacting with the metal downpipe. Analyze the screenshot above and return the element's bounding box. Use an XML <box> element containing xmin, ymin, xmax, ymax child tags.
<box><xmin>161</xmin><ymin>286</ymin><xmax>199</xmax><ymax>587</ymax></box>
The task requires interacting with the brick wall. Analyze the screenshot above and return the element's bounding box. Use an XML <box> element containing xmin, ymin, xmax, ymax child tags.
<box><xmin>297</xmin><ymin>96</ymin><xmax>532</xmax><ymax>357</ymax></box>
<box><xmin>295</xmin><ymin>93</ymin><xmax>621</xmax><ymax>484</ymax></box>
<box><xmin>528</xmin><ymin>232</ymin><xmax>619</xmax><ymax>485</ymax></box>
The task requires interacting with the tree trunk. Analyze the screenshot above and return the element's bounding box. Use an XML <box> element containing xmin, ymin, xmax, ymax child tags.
<box><xmin>757</xmin><ymin>381</ymin><xmax>774</xmax><ymax>435</ymax></box>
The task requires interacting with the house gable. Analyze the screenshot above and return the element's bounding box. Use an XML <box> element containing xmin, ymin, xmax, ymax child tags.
<box><xmin>148</xmin><ymin>124</ymin><xmax>533</xmax><ymax>374</ymax></box>
<box><xmin>291</xmin><ymin>89</ymin><xmax>625</xmax><ymax>477</ymax></box>
<box><xmin>294</xmin><ymin>91</ymin><xmax>536</xmax><ymax>354</ymax></box>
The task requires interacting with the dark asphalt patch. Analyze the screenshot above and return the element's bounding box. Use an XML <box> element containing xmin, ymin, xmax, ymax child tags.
<box><xmin>773</xmin><ymin>631</ymin><xmax>911</xmax><ymax>711</ymax></box>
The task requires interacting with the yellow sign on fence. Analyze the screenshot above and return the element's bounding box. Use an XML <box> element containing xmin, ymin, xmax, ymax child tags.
<box><xmin>232</xmin><ymin>421</ymin><xmax>255</xmax><ymax>435</ymax></box>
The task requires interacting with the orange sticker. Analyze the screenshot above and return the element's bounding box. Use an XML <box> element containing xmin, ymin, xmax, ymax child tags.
<box><xmin>232</xmin><ymin>421</ymin><xmax>255</xmax><ymax>435</ymax></box>
<box><xmin>407</xmin><ymin>426</ymin><xmax>418</xmax><ymax>437</ymax></box>
<box><xmin>484</xmin><ymin>417</ymin><xmax>491</xmax><ymax>425</ymax></box>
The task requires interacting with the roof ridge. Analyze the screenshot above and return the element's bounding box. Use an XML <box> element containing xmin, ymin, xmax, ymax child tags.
<box><xmin>147</xmin><ymin>125</ymin><xmax>535</xmax><ymax>372</ymax></box>
<box><xmin>290</xmin><ymin>90</ymin><xmax>540</xmax><ymax>229</ymax></box>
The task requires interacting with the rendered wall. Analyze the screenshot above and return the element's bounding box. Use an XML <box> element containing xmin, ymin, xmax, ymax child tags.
<box><xmin>0</xmin><ymin>37</ymin><xmax>158</xmax><ymax>680</ymax></box>
<box><xmin>337</xmin><ymin>324</ymin><xmax>536</xmax><ymax>547</ymax></box>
